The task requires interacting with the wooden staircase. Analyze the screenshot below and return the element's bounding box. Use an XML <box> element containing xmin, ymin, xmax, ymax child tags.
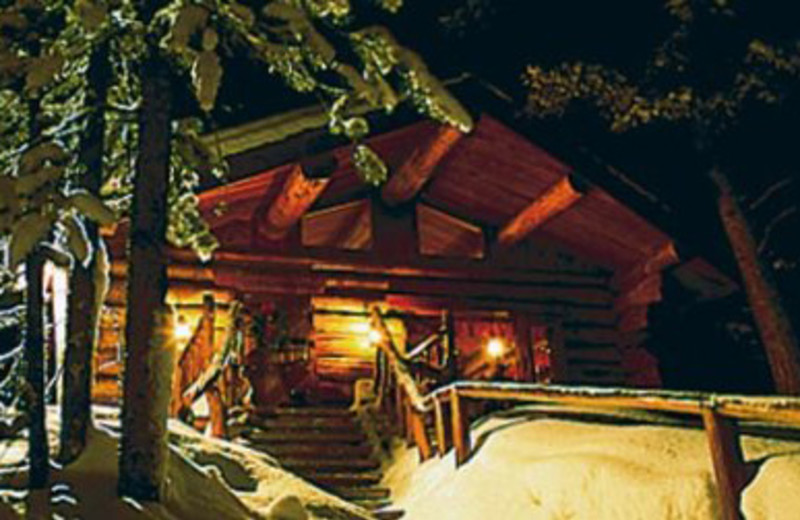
<box><xmin>242</xmin><ymin>407</ymin><xmax>403</xmax><ymax>519</ymax></box>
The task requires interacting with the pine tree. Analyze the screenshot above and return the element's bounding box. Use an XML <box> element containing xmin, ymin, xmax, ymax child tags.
<box><xmin>59</xmin><ymin>40</ymin><xmax>111</xmax><ymax>465</ymax></box>
<box><xmin>0</xmin><ymin>0</ymin><xmax>112</xmax><ymax>489</ymax></box>
<box><xmin>4</xmin><ymin>0</ymin><xmax>473</xmax><ymax>501</ymax></box>
<box><xmin>111</xmin><ymin>0</ymin><xmax>473</xmax><ymax>500</ymax></box>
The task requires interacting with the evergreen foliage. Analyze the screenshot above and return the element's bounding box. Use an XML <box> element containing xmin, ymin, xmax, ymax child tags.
<box><xmin>1</xmin><ymin>0</ymin><xmax>473</xmax><ymax>267</ymax></box>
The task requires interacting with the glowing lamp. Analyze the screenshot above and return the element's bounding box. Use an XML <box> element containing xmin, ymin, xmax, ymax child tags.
<box><xmin>368</xmin><ymin>328</ymin><xmax>383</xmax><ymax>345</ymax></box>
<box><xmin>174</xmin><ymin>315</ymin><xmax>193</xmax><ymax>341</ymax></box>
<box><xmin>352</xmin><ymin>322</ymin><xmax>370</xmax><ymax>334</ymax></box>
<box><xmin>486</xmin><ymin>338</ymin><xmax>505</xmax><ymax>359</ymax></box>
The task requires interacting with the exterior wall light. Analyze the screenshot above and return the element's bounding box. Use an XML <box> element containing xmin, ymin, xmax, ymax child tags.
<box><xmin>486</xmin><ymin>337</ymin><xmax>505</xmax><ymax>359</ymax></box>
<box><xmin>174</xmin><ymin>315</ymin><xmax>193</xmax><ymax>341</ymax></box>
<box><xmin>368</xmin><ymin>328</ymin><xmax>383</xmax><ymax>345</ymax></box>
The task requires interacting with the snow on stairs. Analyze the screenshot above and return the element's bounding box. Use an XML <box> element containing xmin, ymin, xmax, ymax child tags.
<box><xmin>243</xmin><ymin>407</ymin><xmax>404</xmax><ymax>519</ymax></box>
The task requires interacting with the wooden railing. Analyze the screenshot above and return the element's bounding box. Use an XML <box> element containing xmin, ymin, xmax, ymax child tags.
<box><xmin>368</xmin><ymin>306</ymin><xmax>800</xmax><ymax>520</ymax></box>
<box><xmin>369</xmin><ymin>305</ymin><xmax>449</xmax><ymax>460</ymax></box>
<box><xmin>171</xmin><ymin>297</ymin><xmax>245</xmax><ymax>437</ymax></box>
<box><xmin>422</xmin><ymin>381</ymin><xmax>800</xmax><ymax>520</ymax></box>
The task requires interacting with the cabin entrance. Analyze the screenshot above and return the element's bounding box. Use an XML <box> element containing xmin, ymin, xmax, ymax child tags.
<box><xmin>220</xmin><ymin>294</ymin><xmax>560</xmax><ymax>409</ymax></box>
<box><xmin>238</xmin><ymin>296</ymin><xmax>441</xmax><ymax>407</ymax></box>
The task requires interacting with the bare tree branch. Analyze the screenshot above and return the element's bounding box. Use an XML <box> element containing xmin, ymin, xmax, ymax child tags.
<box><xmin>749</xmin><ymin>177</ymin><xmax>793</xmax><ymax>211</ymax></box>
<box><xmin>758</xmin><ymin>206</ymin><xmax>798</xmax><ymax>254</ymax></box>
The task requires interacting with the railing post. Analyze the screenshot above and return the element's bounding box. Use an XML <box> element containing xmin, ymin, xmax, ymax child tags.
<box><xmin>396</xmin><ymin>382</ymin><xmax>406</xmax><ymax>438</ymax></box>
<box><xmin>404</xmin><ymin>397</ymin><xmax>415</xmax><ymax>445</ymax></box>
<box><xmin>702</xmin><ymin>408</ymin><xmax>746</xmax><ymax>520</ymax></box>
<box><xmin>202</xmin><ymin>292</ymin><xmax>216</xmax><ymax>358</ymax></box>
<box><xmin>450</xmin><ymin>387</ymin><xmax>470</xmax><ymax>466</ymax></box>
<box><xmin>207</xmin><ymin>387</ymin><xmax>227</xmax><ymax>438</ymax></box>
<box><xmin>433</xmin><ymin>395</ymin><xmax>452</xmax><ymax>456</ymax></box>
<box><xmin>444</xmin><ymin>310</ymin><xmax>458</xmax><ymax>383</ymax></box>
<box><xmin>411</xmin><ymin>409</ymin><xmax>433</xmax><ymax>462</ymax></box>
<box><xmin>374</xmin><ymin>348</ymin><xmax>384</xmax><ymax>406</ymax></box>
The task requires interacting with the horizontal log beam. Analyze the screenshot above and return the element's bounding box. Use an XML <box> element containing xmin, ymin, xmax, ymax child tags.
<box><xmin>206</xmin><ymin>264</ymin><xmax>613</xmax><ymax>306</ymax></box>
<box><xmin>384</xmin><ymin>295</ymin><xmax>617</xmax><ymax>322</ymax></box>
<box><xmin>105</xmin><ymin>280</ymin><xmax>234</xmax><ymax>306</ymax></box>
<box><xmin>259</xmin><ymin>164</ymin><xmax>330</xmax><ymax>241</ymax></box>
<box><xmin>382</xmin><ymin>125</ymin><xmax>464</xmax><ymax>206</ymax></box>
<box><xmin>169</xmin><ymin>249</ymin><xmax>610</xmax><ymax>288</ymax></box>
<box><xmin>615</xmin><ymin>274</ymin><xmax>663</xmax><ymax>312</ymax></box>
<box><xmin>109</xmin><ymin>267</ymin><xmax>616</xmax><ymax>321</ymax></box>
<box><xmin>613</xmin><ymin>241</ymin><xmax>680</xmax><ymax>292</ymax></box>
<box><xmin>110</xmin><ymin>261</ymin><xmax>215</xmax><ymax>283</ymax></box>
<box><xmin>564</xmin><ymin>327</ymin><xmax>620</xmax><ymax>345</ymax></box>
<box><xmin>618</xmin><ymin>305</ymin><xmax>649</xmax><ymax>333</ymax></box>
<box><xmin>432</xmin><ymin>381</ymin><xmax>800</xmax><ymax>425</ymax></box>
<box><xmin>499</xmin><ymin>175</ymin><xmax>584</xmax><ymax>246</ymax></box>
<box><xmin>565</xmin><ymin>346</ymin><xmax>622</xmax><ymax>363</ymax></box>
<box><xmin>325</xmin><ymin>282</ymin><xmax>612</xmax><ymax>309</ymax></box>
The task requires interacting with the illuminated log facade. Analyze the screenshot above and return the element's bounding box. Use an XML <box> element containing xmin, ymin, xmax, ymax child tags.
<box><xmin>92</xmin><ymin>114</ymin><xmax>732</xmax><ymax>407</ymax></box>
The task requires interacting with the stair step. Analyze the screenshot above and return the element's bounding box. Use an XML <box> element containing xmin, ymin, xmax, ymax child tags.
<box><xmin>249</xmin><ymin>416</ymin><xmax>359</xmax><ymax>432</ymax></box>
<box><xmin>246</xmin><ymin>430</ymin><xmax>366</xmax><ymax>444</ymax></box>
<box><xmin>249</xmin><ymin>443</ymin><xmax>374</xmax><ymax>459</ymax></box>
<box><xmin>329</xmin><ymin>486</ymin><xmax>391</xmax><ymax>500</ymax></box>
<box><xmin>258</xmin><ymin>406</ymin><xmax>354</xmax><ymax>418</ymax></box>
<box><xmin>353</xmin><ymin>498</ymin><xmax>393</xmax><ymax>511</ymax></box>
<box><xmin>282</xmin><ymin>458</ymin><xmax>380</xmax><ymax>471</ymax></box>
<box><xmin>239</xmin><ymin>406</ymin><xmax>402</xmax><ymax>513</ymax></box>
<box><xmin>95</xmin><ymin>372</ymin><xmax>119</xmax><ymax>382</ymax></box>
<box><xmin>300</xmin><ymin>471</ymin><xmax>383</xmax><ymax>487</ymax></box>
<box><xmin>96</xmin><ymin>363</ymin><xmax>121</xmax><ymax>377</ymax></box>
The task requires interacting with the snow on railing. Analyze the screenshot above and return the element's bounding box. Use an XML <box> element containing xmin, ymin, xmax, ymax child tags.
<box><xmin>429</xmin><ymin>381</ymin><xmax>800</xmax><ymax>425</ymax></box>
<box><xmin>419</xmin><ymin>381</ymin><xmax>800</xmax><ymax>520</ymax></box>
<box><xmin>368</xmin><ymin>303</ymin><xmax>800</xmax><ymax>520</ymax></box>
<box><xmin>369</xmin><ymin>305</ymin><xmax>435</xmax><ymax>460</ymax></box>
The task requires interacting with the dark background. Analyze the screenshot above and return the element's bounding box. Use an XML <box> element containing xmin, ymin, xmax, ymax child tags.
<box><xmin>206</xmin><ymin>1</ymin><xmax>799</xmax><ymax>393</ymax></box>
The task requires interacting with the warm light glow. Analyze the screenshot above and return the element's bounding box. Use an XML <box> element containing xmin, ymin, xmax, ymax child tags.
<box><xmin>350</xmin><ymin>321</ymin><xmax>383</xmax><ymax>347</ymax></box>
<box><xmin>368</xmin><ymin>328</ymin><xmax>383</xmax><ymax>345</ymax></box>
<box><xmin>486</xmin><ymin>338</ymin><xmax>505</xmax><ymax>359</ymax></box>
<box><xmin>174</xmin><ymin>315</ymin><xmax>193</xmax><ymax>341</ymax></box>
<box><xmin>352</xmin><ymin>322</ymin><xmax>370</xmax><ymax>334</ymax></box>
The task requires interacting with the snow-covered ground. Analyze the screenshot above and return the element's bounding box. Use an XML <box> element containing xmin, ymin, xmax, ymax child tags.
<box><xmin>0</xmin><ymin>407</ymin><xmax>374</xmax><ymax>519</ymax></box>
<box><xmin>6</xmin><ymin>405</ymin><xmax>800</xmax><ymax>519</ymax></box>
<box><xmin>383</xmin><ymin>407</ymin><xmax>800</xmax><ymax>520</ymax></box>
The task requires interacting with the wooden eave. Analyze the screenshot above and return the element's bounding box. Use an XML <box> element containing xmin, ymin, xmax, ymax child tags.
<box><xmin>119</xmin><ymin>78</ymin><xmax>735</xmax><ymax>298</ymax></box>
<box><xmin>195</xmin><ymin>113</ymin><xmax>683</xmax><ymax>275</ymax></box>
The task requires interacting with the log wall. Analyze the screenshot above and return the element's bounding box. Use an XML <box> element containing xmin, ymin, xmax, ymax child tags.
<box><xmin>92</xmin><ymin>234</ymin><xmax>654</xmax><ymax>404</ymax></box>
<box><xmin>94</xmin><ymin>275</ymin><xmax>235</xmax><ymax>404</ymax></box>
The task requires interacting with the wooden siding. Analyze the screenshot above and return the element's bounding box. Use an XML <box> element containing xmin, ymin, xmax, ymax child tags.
<box><xmin>95</xmin><ymin>112</ymin><xmax>710</xmax><ymax>394</ymax></box>
<box><xmin>95</xmin><ymin>239</ymin><xmax>625</xmax><ymax>401</ymax></box>
<box><xmin>301</xmin><ymin>199</ymin><xmax>372</xmax><ymax>250</ymax></box>
<box><xmin>311</xmin><ymin>298</ymin><xmax>405</xmax><ymax>391</ymax></box>
<box><xmin>417</xmin><ymin>203</ymin><xmax>485</xmax><ymax>259</ymax></box>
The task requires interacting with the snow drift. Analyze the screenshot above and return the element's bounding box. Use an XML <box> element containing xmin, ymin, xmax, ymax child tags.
<box><xmin>383</xmin><ymin>408</ymin><xmax>800</xmax><ymax>520</ymax></box>
<box><xmin>0</xmin><ymin>409</ymin><xmax>374</xmax><ymax>519</ymax></box>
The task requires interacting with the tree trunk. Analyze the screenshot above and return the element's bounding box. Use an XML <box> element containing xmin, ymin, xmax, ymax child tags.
<box><xmin>710</xmin><ymin>166</ymin><xmax>800</xmax><ymax>395</ymax></box>
<box><xmin>24</xmin><ymin>77</ymin><xmax>48</xmax><ymax>489</ymax></box>
<box><xmin>118</xmin><ymin>50</ymin><xmax>173</xmax><ymax>501</ymax></box>
<box><xmin>59</xmin><ymin>41</ymin><xmax>110</xmax><ymax>464</ymax></box>
<box><xmin>25</xmin><ymin>250</ymin><xmax>48</xmax><ymax>489</ymax></box>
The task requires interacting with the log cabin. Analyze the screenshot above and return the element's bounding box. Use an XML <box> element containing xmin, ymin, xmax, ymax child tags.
<box><xmin>92</xmin><ymin>81</ymin><xmax>737</xmax><ymax>411</ymax></box>
<box><xmin>77</xmin><ymin>82</ymin><xmax>748</xmax><ymax>512</ymax></box>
